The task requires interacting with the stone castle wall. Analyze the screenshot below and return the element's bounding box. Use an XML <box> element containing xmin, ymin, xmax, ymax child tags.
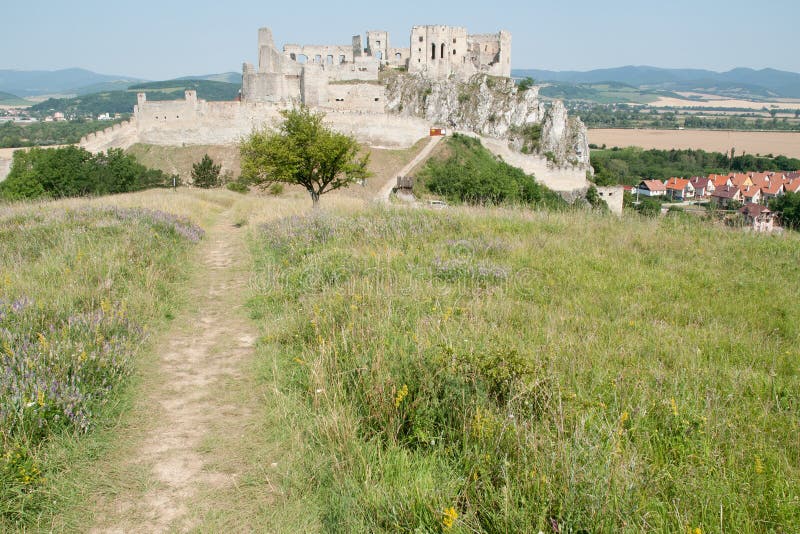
<box><xmin>126</xmin><ymin>90</ymin><xmax>427</xmax><ymax>148</ymax></box>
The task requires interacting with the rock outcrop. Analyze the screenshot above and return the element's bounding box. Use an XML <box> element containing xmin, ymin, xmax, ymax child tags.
<box><xmin>384</xmin><ymin>72</ymin><xmax>590</xmax><ymax>167</ymax></box>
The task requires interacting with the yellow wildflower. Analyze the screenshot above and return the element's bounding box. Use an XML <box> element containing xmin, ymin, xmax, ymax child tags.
<box><xmin>755</xmin><ymin>456</ymin><xmax>764</xmax><ymax>474</ymax></box>
<box><xmin>394</xmin><ymin>384</ymin><xmax>409</xmax><ymax>408</ymax></box>
<box><xmin>670</xmin><ymin>398</ymin><xmax>678</xmax><ymax>417</ymax></box>
<box><xmin>442</xmin><ymin>507</ymin><xmax>458</xmax><ymax>530</ymax></box>
<box><xmin>37</xmin><ymin>333</ymin><xmax>48</xmax><ymax>350</ymax></box>
<box><xmin>37</xmin><ymin>390</ymin><xmax>45</xmax><ymax>407</ymax></box>
<box><xmin>620</xmin><ymin>411</ymin><xmax>629</xmax><ymax>425</ymax></box>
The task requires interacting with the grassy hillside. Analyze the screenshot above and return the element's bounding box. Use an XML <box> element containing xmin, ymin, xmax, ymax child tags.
<box><xmin>249</xmin><ymin>206</ymin><xmax>800</xmax><ymax>532</ymax></box>
<box><xmin>30</xmin><ymin>80</ymin><xmax>241</xmax><ymax>118</ymax></box>
<box><xmin>0</xmin><ymin>192</ymin><xmax>209</xmax><ymax>526</ymax></box>
<box><xmin>0</xmin><ymin>91</ymin><xmax>30</xmax><ymax>106</ymax></box>
<box><xmin>415</xmin><ymin>134</ymin><xmax>566</xmax><ymax>208</ymax></box>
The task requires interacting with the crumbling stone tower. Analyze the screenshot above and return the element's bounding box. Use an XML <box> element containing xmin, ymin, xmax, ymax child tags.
<box><xmin>408</xmin><ymin>25</ymin><xmax>511</xmax><ymax>79</ymax></box>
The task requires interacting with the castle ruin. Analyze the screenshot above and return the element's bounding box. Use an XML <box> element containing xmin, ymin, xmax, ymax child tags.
<box><xmin>84</xmin><ymin>24</ymin><xmax>590</xmax><ymax>194</ymax></box>
<box><xmin>242</xmin><ymin>26</ymin><xmax>511</xmax><ymax>108</ymax></box>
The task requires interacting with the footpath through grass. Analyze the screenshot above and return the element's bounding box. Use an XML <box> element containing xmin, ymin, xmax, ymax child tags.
<box><xmin>248</xmin><ymin>206</ymin><xmax>799</xmax><ymax>532</ymax></box>
<box><xmin>0</xmin><ymin>194</ymin><xmax>206</xmax><ymax>527</ymax></box>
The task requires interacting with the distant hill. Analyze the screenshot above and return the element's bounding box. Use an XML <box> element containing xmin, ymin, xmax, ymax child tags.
<box><xmin>177</xmin><ymin>72</ymin><xmax>241</xmax><ymax>84</ymax></box>
<box><xmin>129</xmin><ymin>79</ymin><xmax>241</xmax><ymax>100</ymax></box>
<box><xmin>0</xmin><ymin>91</ymin><xmax>30</xmax><ymax>106</ymax></box>
<box><xmin>513</xmin><ymin>66</ymin><xmax>800</xmax><ymax>100</ymax></box>
<box><xmin>29</xmin><ymin>79</ymin><xmax>242</xmax><ymax>117</ymax></box>
<box><xmin>0</xmin><ymin>68</ymin><xmax>144</xmax><ymax>97</ymax></box>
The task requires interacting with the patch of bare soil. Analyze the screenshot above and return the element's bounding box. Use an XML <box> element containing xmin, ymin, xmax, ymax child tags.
<box><xmin>89</xmin><ymin>208</ymin><xmax>261</xmax><ymax>532</ymax></box>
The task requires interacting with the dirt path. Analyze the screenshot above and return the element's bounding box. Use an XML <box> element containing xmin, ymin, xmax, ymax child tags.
<box><xmin>377</xmin><ymin>135</ymin><xmax>443</xmax><ymax>201</ymax></box>
<box><xmin>89</xmin><ymin>205</ymin><xmax>261</xmax><ymax>532</ymax></box>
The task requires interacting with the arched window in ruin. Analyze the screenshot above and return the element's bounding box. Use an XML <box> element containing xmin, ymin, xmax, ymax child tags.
<box><xmin>314</xmin><ymin>54</ymin><xmax>322</xmax><ymax>64</ymax></box>
<box><xmin>296</xmin><ymin>54</ymin><xmax>308</xmax><ymax>64</ymax></box>
<box><xmin>431</xmin><ymin>43</ymin><xmax>436</xmax><ymax>60</ymax></box>
<box><xmin>290</xmin><ymin>53</ymin><xmax>297</xmax><ymax>61</ymax></box>
<box><xmin>339</xmin><ymin>55</ymin><xmax>346</xmax><ymax>64</ymax></box>
<box><xmin>441</xmin><ymin>43</ymin><xmax>445</xmax><ymax>59</ymax></box>
<box><xmin>376</xmin><ymin>51</ymin><xmax>383</xmax><ymax>60</ymax></box>
<box><xmin>326</xmin><ymin>55</ymin><xmax>334</xmax><ymax>65</ymax></box>
<box><xmin>395</xmin><ymin>52</ymin><xmax>402</xmax><ymax>61</ymax></box>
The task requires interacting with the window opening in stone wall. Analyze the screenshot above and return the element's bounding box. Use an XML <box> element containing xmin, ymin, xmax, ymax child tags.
<box><xmin>314</xmin><ymin>54</ymin><xmax>322</xmax><ymax>63</ymax></box>
<box><xmin>376</xmin><ymin>41</ymin><xmax>381</xmax><ymax>47</ymax></box>
<box><xmin>431</xmin><ymin>43</ymin><xmax>436</xmax><ymax>60</ymax></box>
<box><xmin>441</xmin><ymin>43</ymin><xmax>445</xmax><ymax>58</ymax></box>
<box><xmin>374</xmin><ymin>98</ymin><xmax>380</xmax><ymax>101</ymax></box>
<box><xmin>339</xmin><ymin>55</ymin><xmax>346</xmax><ymax>64</ymax></box>
<box><xmin>453</xmin><ymin>38</ymin><xmax>456</xmax><ymax>43</ymax></box>
<box><xmin>395</xmin><ymin>52</ymin><xmax>402</xmax><ymax>61</ymax></box>
<box><xmin>290</xmin><ymin>53</ymin><xmax>297</xmax><ymax>60</ymax></box>
<box><xmin>419</xmin><ymin>36</ymin><xmax>424</xmax><ymax>42</ymax></box>
<box><xmin>297</xmin><ymin>54</ymin><xmax>308</xmax><ymax>64</ymax></box>
<box><xmin>326</xmin><ymin>55</ymin><xmax>334</xmax><ymax>64</ymax></box>
<box><xmin>376</xmin><ymin>51</ymin><xmax>383</xmax><ymax>60</ymax></box>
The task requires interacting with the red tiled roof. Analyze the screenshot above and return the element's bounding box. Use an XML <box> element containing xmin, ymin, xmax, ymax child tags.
<box><xmin>761</xmin><ymin>181</ymin><xmax>784</xmax><ymax>195</ymax></box>
<box><xmin>740</xmin><ymin>185</ymin><xmax>761</xmax><ymax>199</ymax></box>
<box><xmin>740</xmin><ymin>204</ymin><xmax>771</xmax><ymax>218</ymax></box>
<box><xmin>639</xmin><ymin>179</ymin><xmax>666</xmax><ymax>192</ymax></box>
<box><xmin>785</xmin><ymin>180</ymin><xmax>800</xmax><ymax>193</ymax></box>
<box><xmin>712</xmin><ymin>185</ymin><xmax>741</xmax><ymax>199</ymax></box>
<box><xmin>665</xmin><ymin>177</ymin><xmax>691</xmax><ymax>191</ymax></box>
<box><xmin>731</xmin><ymin>174</ymin><xmax>751</xmax><ymax>187</ymax></box>
<box><xmin>708</xmin><ymin>174</ymin><xmax>730</xmax><ymax>187</ymax></box>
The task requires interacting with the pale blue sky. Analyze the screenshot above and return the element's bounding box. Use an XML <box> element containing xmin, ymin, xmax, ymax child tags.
<box><xmin>2</xmin><ymin>0</ymin><xmax>798</xmax><ymax>79</ymax></box>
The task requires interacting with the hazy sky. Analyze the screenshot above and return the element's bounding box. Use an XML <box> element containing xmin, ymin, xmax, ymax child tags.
<box><xmin>2</xmin><ymin>0</ymin><xmax>798</xmax><ymax>79</ymax></box>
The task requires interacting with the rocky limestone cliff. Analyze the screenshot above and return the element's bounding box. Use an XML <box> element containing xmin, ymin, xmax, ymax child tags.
<box><xmin>384</xmin><ymin>73</ymin><xmax>590</xmax><ymax>167</ymax></box>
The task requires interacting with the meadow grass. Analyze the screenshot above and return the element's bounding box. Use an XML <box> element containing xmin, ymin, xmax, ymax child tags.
<box><xmin>248</xmin><ymin>205</ymin><xmax>800</xmax><ymax>533</ymax></box>
<box><xmin>0</xmin><ymin>191</ymin><xmax>213</xmax><ymax>527</ymax></box>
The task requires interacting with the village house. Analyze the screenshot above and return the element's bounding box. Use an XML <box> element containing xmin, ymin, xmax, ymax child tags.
<box><xmin>785</xmin><ymin>180</ymin><xmax>800</xmax><ymax>194</ymax></box>
<box><xmin>708</xmin><ymin>174</ymin><xmax>732</xmax><ymax>189</ymax></box>
<box><xmin>740</xmin><ymin>185</ymin><xmax>762</xmax><ymax>205</ymax></box>
<box><xmin>636</xmin><ymin>179</ymin><xmax>667</xmax><ymax>197</ymax></box>
<box><xmin>739</xmin><ymin>204</ymin><xmax>776</xmax><ymax>233</ymax></box>
<box><xmin>760</xmin><ymin>181</ymin><xmax>784</xmax><ymax>202</ymax></box>
<box><xmin>664</xmin><ymin>177</ymin><xmax>695</xmax><ymax>201</ymax></box>
<box><xmin>731</xmin><ymin>173</ymin><xmax>753</xmax><ymax>188</ymax></box>
<box><xmin>711</xmin><ymin>185</ymin><xmax>742</xmax><ymax>207</ymax></box>
<box><xmin>689</xmin><ymin>176</ymin><xmax>712</xmax><ymax>197</ymax></box>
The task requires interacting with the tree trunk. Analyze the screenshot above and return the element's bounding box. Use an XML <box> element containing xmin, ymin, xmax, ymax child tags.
<box><xmin>310</xmin><ymin>190</ymin><xmax>320</xmax><ymax>208</ymax></box>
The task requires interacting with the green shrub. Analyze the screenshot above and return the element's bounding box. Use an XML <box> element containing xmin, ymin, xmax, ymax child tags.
<box><xmin>0</xmin><ymin>147</ymin><xmax>175</xmax><ymax>201</ymax></box>
<box><xmin>191</xmin><ymin>154</ymin><xmax>221</xmax><ymax>188</ymax></box>
<box><xmin>419</xmin><ymin>134</ymin><xmax>566</xmax><ymax>209</ymax></box>
<box><xmin>226</xmin><ymin>181</ymin><xmax>249</xmax><ymax>194</ymax></box>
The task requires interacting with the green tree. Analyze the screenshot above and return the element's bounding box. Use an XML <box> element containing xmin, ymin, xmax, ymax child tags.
<box><xmin>585</xmin><ymin>185</ymin><xmax>608</xmax><ymax>211</ymax></box>
<box><xmin>239</xmin><ymin>106</ymin><xmax>370</xmax><ymax>207</ymax></box>
<box><xmin>191</xmin><ymin>154</ymin><xmax>221</xmax><ymax>188</ymax></box>
<box><xmin>517</xmin><ymin>77</ymin><xmax>535</xmax><ymax>92</ymax></box>
<box><xmin>636</xmin><ymin>197</ymin><xmax>662</xmax><ymax>217</ymax></box>
<box><xmin>770</xmin><ymin>192</ymin><xmax>800</xmax><ymax>230</ymax></box>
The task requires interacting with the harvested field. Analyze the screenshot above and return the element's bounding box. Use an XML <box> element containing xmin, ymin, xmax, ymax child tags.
<box><xmin>589</xmin><ymin>128</ymin><xmax>800</xmax><ymax>158</ymax></box>
<box><xmin>650</xmin><ymin>95</ymin><xmax>800</xmax><ymax>110</ymax></box>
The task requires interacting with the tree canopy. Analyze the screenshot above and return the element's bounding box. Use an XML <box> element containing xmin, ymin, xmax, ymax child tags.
<box><xmin>239</xmin><ymin>107</ymin><xmax>370</xmax><ymax>206</ymax></box>
<box><xmin>0</xmin><ymin>146</ymin><xmax>176</xmax><ymax>201</ymax></box>
<box><xmin>191</xmin><ymin>154</ymin><xmax>221</xmax><ymax>188</ymax></box>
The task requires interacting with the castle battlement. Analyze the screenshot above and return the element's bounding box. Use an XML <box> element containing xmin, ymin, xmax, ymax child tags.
<box><xmin>241</xmin><ymin>25</ymin><xmax>511</xmax><ymax>106</ymax></box>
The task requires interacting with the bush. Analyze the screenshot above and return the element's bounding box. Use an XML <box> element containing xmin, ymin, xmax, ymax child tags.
<box><xmin>0</xmin><ymin>147</ymin><xmax>176</xmax><ymax>201</ymax></box>
<box><xmin>226</xmin><ymin>181</ymin><xmax>249</xmax><ymax>194</ymax></box>
<box><xmin>419</xmin><ymin>134</ymin><xmax>566</xmax><ymax>209</ymax></box>
<box><xmin>191</xmin><ymin>154</ymin><xmax>221</xmax><ymax>188</ymax></box>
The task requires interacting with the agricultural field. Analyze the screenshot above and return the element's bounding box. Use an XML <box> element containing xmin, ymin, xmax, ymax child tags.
<box><xmin>589</xmin><ymin>128</ymin><xmax>800</xmax><ymax>159</ymax></box>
